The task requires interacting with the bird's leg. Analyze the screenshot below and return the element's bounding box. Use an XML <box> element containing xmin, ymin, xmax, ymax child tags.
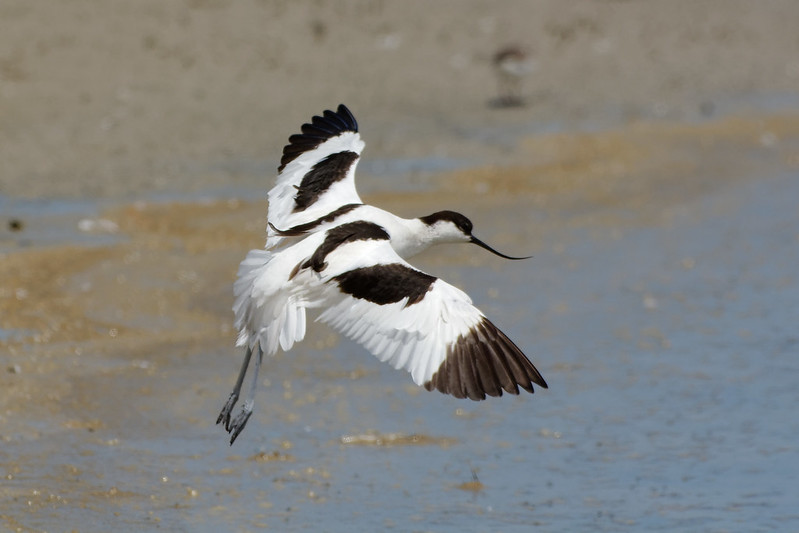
<box><xmin>216</xmin><ymin>345</ymin><xmax>253</xmax><ymax>429</ymax></box>
<box><xmin>500</xmin><ymin>77</ymin><xmax>511</xmax><ymax>106</ymax></box>
<box><xmin>227</xmin><ymin>345</ymin><xmax>263</xmax><ymax>445</ymax></box>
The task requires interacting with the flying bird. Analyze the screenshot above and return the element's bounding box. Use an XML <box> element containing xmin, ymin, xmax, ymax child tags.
<box><xmin>217</xmin><ymin>105</ymin><xmax>547</xmax><ymax>444</ymax></box>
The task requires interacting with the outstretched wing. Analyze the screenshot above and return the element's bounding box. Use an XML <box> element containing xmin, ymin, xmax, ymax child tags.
<box><xmin>310</xmin><ymin>238</ymin><xmax>547</xmax><ymax>400</ymax></box>
<box><xmin>267</xmin><ymin>105</ymin><xmax>365</xmax><ymax>248</ymax></box>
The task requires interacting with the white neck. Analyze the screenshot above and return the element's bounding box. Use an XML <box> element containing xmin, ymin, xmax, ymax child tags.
<box><xmin>330</xmin><ymin>205</ymin><xmax>454</xmax><ymax>259</ymax></box>
<box><xmin>388</xmin><ymin>217</ymin><xmax>435</xmax><ymax>259</ymax></box>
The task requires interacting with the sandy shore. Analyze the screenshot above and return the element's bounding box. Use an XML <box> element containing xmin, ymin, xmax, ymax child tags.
<box><xmin>1</xmin><ymin>0</ymin><xmax>798</xmax><ymax>198</ymax></box>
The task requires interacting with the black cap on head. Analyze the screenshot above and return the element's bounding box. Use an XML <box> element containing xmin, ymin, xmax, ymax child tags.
<box><xmin>420</xmin><ymin>210</ymin><xmax>473</xmax><ymax>235</ymax></box>
<box><xmin>420</xmin><ymin>210</ymin><xmax>531</xmax><ymax>260</ymax></box>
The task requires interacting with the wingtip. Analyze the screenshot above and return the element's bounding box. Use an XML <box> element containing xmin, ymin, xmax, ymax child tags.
<box><xmin>278</xmin><ymin>104</ymin><xmax>360</xmax><ymax>172</ymax></box>
<box><xmin>537</xmin><ymin>375</ymin><xmax>549</xmax><ymax>389</ymax></box>
<box><xmin>336</xmin><ymin>104</ymin><xmax>359</xmax><ymax>132</ymax></box>
<box><xmin>423</xmin><ymin>317</ymin><xmax>548</xmax><ymax>400</ymax></box>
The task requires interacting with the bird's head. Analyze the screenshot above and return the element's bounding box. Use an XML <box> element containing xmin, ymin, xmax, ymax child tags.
<box><xmin>419</xmin><ymin>211</ymin><xmax>531</xmax><ymax>260</ymax></box>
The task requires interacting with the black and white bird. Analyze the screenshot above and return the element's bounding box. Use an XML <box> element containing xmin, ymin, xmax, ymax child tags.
<box><xmin>217</xmin><ymin>105</ymin><xmax>548</xmax><ymax>444</ymax></box>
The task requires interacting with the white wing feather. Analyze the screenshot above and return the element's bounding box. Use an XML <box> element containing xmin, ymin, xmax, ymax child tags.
<box><xmin>267</xmin><ymin>132</ymin><xmax>364</xmax><ymax>248</ymax></box>
<box><xmin>233</xmin><ymin>242</ymin><xmax>317</xmax><ymax>355</ymax></box>
<box><xmin>311</xmin><ymin>241</ymin><xmax>485</xmax><ymax>385</ymax></box>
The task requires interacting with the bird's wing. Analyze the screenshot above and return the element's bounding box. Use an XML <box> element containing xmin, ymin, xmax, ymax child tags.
<box><xmin>310</xmin><ymin>240</ymin><xmax>547</xmax><ymax>400</ymax></box>
<box><xmin>232</xmin><ymin>248</ymin><xmax>310</xmax><ymax>356</ymax></box>
<box><xmin>267</xmin><ymin>105</ymin><xmax>365</xmax><ymax>247</ymax></box>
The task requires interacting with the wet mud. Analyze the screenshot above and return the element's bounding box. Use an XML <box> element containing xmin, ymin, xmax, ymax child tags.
<box><xmin>2</xmin><ymin>113</ymin><xmax>798</xmax><ymax>531</ymax></box>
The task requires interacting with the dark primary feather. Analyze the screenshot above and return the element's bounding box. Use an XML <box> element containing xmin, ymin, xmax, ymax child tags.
<box><xmin>424</xmin><ymin>317</ymin><xmax>547</xmax><ymax>400</ymax></box>
<box><xmin>278</xmin><ymin>104</ymin><xmax>360</xmax><ymax>172</ymax></box>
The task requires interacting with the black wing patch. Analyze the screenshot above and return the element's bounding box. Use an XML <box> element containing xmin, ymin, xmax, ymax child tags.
<box><xmin>333</xmin><ymin>264</ymin><xmax>436</xmax><ymax>307</ymax></box>
<box><xmin>424</xmin><ymin>317</ymin><xmax>548</xmax><ymax>400</ymax></box>
<box><xmin>279</xmin><ymin>104</ymin><xmax>359</xmax><ymax>172</ymax></box>
<box><xmin>292</xmin><ymin>151</ymin><xmax>359</xmax><ymax>212</ymax></box>
<box><xmin>302</xmin><ymin>221</ymin><xmax>390</xmax><ymax>273</ymax></box>
<box><xmin>270</xmin><ymin>203</ymin><xmax>363</xmax><ymax>237</ymax></box>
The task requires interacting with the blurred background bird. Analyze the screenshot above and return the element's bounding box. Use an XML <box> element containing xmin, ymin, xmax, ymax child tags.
<box><xmin>491</xmin><ymin>45</ymin><xmax>535</xmax><ymax>107</ymax></box>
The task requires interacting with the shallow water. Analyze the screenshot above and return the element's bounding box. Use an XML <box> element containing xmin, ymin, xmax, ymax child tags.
<box><xmin>495</xmin><ymin>172</ymin><xmax>799</xmax><ymax>531</ymax></box>
<box><xmin>2</xmin><ymin>117</ymin><xmax>798</xmax><ymax>532</ymax></box>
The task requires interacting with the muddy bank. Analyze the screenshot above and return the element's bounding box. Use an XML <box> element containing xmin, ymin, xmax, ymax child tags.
<box><xmin>2</xmin><ymin>111</ymin><xmax>798</xmax><ymax>530</ymax></box>
<box><xmin>2</xmin><ymin>1</ymin><xmax>799</xmax><ymax>199</ymax></box>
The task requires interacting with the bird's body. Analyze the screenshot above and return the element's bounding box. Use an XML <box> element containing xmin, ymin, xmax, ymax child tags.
<box><xmin>492</xmin><ymin>46</ymin><xmax>535</xmax><ymax>107</ymax></box>
<box><xmin>269</xmin><ymin>203</ymin><xmax>438</xmax><ymax>258</ymax></box>
<box><xmin>218</xmin><ymin>105</ymin><xmax>547</xmax><ymax>444</ymax></box>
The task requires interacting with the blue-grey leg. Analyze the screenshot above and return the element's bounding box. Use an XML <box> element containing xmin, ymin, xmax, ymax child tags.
<box><xmin>217</xmin><ymin>345</ymin><xmax>253</xmax><ymax>430</ymax></box>
<box><xmin>227</xmin><ymin>344</ymin><xmax>263</xmax><ymax>445</ymax></box>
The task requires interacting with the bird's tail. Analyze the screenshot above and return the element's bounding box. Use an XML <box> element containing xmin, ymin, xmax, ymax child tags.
<box><xmin>233</xmin><ymin>249</ymin><xmax>307</xmax><ymax>355</ymax></box>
